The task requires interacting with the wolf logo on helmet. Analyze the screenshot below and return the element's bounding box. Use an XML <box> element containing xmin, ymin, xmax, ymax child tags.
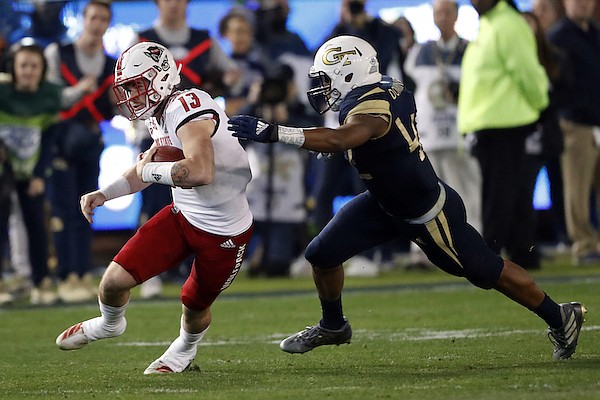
<box><xmin>143</xmin><ymin>45</ymin><xmax>171</xmax><ymax>72</ymax></box>
<box><xmin>143</xmin><ymin>45</ymin><xmax>163</xmax><ymax>63</ymax></box>
<box><xmin>307</xmin><ymin>35</ymin><xmax>382</xmax><ymax>114</ymax></box>
<box><xmin>113</xmin><ymin>42</ymin><xmax>181</xmax><ymax>120</ymax></box>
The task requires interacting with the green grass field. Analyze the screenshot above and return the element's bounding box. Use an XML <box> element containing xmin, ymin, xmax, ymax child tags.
<box><xmin>1</xmin><ymin>259</ymin><xmax>599</xmax><ymax>400</ymax></box>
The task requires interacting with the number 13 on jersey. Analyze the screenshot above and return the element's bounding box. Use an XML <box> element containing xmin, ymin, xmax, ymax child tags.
<box><xmin>178</xmin><ymin>92</ymin><xmax>201</xmax><ymax>112</ymax></box>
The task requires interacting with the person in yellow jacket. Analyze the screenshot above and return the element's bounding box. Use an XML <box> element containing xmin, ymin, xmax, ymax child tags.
<box><xmin>458</xmin><ymin>0</ymin><xmax>549</xmax><ymax>269</ymax></box>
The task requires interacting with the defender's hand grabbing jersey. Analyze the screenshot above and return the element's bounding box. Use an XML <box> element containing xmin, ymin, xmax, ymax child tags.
<box><xmin>146</xmin><ymin>88</ymin><xmax>252</xmax><ymax>236</ymax></box>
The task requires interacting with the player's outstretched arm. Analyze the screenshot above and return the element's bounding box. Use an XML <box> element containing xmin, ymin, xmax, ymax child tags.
<box><xmin>80</xmin><ymin>164</ymin><xmax>149</xmax><ymax>224</ymax></box>
<box><xmin>228</xmin><ymin>114</ymin><xmax>385</xmax><ymax>152</ymax></box>
<box><xmin>80</xmin><ymin>191</ymin><xmax>106</xmax><ymax>224</ymax></box>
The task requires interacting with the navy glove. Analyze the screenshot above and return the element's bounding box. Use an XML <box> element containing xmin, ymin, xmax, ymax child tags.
<box><xmin>228</xmin><ymin>115</ymin><xmax>279</xmax><ymax>143</ymax></box>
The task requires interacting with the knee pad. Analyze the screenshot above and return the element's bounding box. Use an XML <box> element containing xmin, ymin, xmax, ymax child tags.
<box><xmin>466</xmin><ymin>275</ymin><xmax>495</xmax><ymax>290</ymax></box>
<box><xmin>304</xmin><ymin>237</ymin><xmax>321</xmax><ymax>266</ymax></box>
<box><xmin>305</xmin><ymin>236</ymin><xmax>339</xmax><ymax>270</ymax></box>
<box><xmin>464</xmin><ymin>256</ymin><xmax>503</xmax><ymax>290</ymax></box>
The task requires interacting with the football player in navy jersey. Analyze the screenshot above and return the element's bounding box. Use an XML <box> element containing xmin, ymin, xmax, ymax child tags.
<box><xmin>228</xmin><ymin>35</ymin><xmax>586</xmax><ymax>361</ymax></box>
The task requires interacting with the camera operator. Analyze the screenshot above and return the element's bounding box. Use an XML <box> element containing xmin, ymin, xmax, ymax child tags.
<box><xmin>240</xmin><ymin>64</ymin><xmax>322</xmax><ymax>277</ymax></box>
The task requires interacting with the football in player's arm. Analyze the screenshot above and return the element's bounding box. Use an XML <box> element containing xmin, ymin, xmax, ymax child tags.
<box><xmin>228</xmin><ymin>35</ymin><xmax>586</xmax><ymax>360</ymax></box>
<box><xmin>57</xmin><ymin>42</ymin><xmax>254</xmax><ymax>375</ymax></box>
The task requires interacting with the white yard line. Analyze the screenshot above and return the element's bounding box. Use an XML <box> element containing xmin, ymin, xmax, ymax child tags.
<box><xmin>113</xmin><ymin>325</ymin><xmax>600</xmax><ymax>347</ymax></box>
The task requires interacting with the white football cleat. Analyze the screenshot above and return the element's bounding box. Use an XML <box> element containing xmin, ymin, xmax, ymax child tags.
<box><xmin>56</xmin><ymin>322</ymin><xmax>92</xmax><ymax>350</ymax></box>
<box><xmin>143</xmin><ymin>358</ymin><xmax>194</xmax><ymax>374</ymax></box>
<box><xmin>56</xmin><ymin>317</ymin><xmax>127</xmax><ymax>350</ymax></box>
<box><xmin>143</xmin><ymin>336</ymin><xmax>197</xmax><ymax>375</ymax></box>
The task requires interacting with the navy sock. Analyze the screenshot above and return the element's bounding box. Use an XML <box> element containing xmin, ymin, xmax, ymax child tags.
<box><xmin>319</xmin><ymin>297</ymin><xmax>345</xmax><ymax>330</ymax></box>
<box><xmin>533</xmin><ymin>293</ymin><xmax>562</xmax><ymax>329</ymax></box>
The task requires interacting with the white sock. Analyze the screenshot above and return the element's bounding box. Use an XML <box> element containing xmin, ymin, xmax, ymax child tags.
<box><xmin>179</xmin><ymin>323</ymin><xmax>209</xmax><ymax>350</ymax></box>
<box><xmin>82</xmin><ymin>298</ymin><xmax>128</xmax><ymax>341</ymax></box>
<box><xmin>159</xmin><ymin>318</ymin><xmax>208</xmax><ymax>371</ymax></box>
<box><xmin>99</xmin><ymin>298</ymin><xmax>128</xmax><ymax>329</ymax></box>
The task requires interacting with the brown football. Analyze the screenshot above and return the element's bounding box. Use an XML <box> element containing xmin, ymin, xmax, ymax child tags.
<box><xmin>151</xmin><ymin>145</ymin><xmax>185</xmax><ymax>162</ymax></box>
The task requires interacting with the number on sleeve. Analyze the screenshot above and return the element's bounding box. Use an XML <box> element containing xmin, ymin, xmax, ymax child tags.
<box><xmin>395</xmin><ymin>113</ymin><xmax>425</xmax><ymax>161</ymax></box>
<box><xmin>177</xmin><ymin>92</ymin><xmax>201</xmax><ymax>112</ymax></box>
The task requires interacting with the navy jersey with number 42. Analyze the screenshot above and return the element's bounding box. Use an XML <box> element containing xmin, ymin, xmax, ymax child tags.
<box><xmin>337</xmin><ymin>77</ymin><xmax>440</xmax><ymax>219</ymax></box>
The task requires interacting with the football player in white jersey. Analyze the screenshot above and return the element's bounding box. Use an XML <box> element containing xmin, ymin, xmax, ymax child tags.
<box><xmin>55</xmin><ymin>42</ymin><xmax>254</xmax><ymax>374</ymax></box>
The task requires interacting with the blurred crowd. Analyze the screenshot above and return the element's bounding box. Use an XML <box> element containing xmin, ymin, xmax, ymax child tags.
<box><xmin>0</xmin><ymin>0</ymin><xmax>599</xmax><ymax>306</ymax></box>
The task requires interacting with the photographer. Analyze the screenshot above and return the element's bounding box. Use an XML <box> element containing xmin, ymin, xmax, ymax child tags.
<box><xmin>240</xmin><ymin>64</ymin><xmax>321</xmax><ymax>277</ymax></box>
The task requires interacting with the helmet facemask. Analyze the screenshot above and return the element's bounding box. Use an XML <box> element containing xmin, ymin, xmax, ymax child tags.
<box><xmin>113</xmin><ymin>42</ymin><xmax>181</xmax><ymax>121</ymax></box>
<box><xmin>114</xmin><ymin>68</ymin><xmax>163</xmax><ymax>120</ymax></box>
<box><xmin>307</xmin><ymin>35</ymin><xmax>382</xmax><ymax>114</ymax></box>
<box><xmin>307</xmin><ymin>69</ymin><xmax>342</xmax><ymax>114</ymax></box>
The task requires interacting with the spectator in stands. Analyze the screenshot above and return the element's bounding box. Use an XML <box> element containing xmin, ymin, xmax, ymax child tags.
<box><xmin>328</xmin><ymin>0</ymin><xmax>401</xmax><ymax>75</ymax></box>
<box><xmin>522</xmin><ymin>11</ymin><xmax>567</xmax><ymax>254</ymax></box>
<box><xmin>458</xmin><ymin>0</ymin><xmax>549</xmax><ymax>270</ymax></box>
<box><xmin>26</xmin><ymin>0</ymin><xmax>69</xmax><ymax>49</ymax></box>
<box><xmin>533</xmin><ymin>0</ymin><xmax>565</xmax><ymax>32</ymax></box>
<box><xmin>254</xmin><ymin>0</ymin><xmax>311</xmax><ymax>60</ymax></box>
<box><xmin>218</xmin><ymin>7</ymin><xmax>269</xmax><ymax>116</ymax></box>
<box><xmin>394</xmin><ymin>16</ymin><xmax>417</xmax><ymax>56</ymax></box>
<box><xmin>393</xmin><ymin>15</ymin><xmax>417</xmax><ymax>92</ymax></box>
<box><xmin>0</xmin><ymin>138</ymin><xmax>13</xmax><ymax>305</ymax></box>
<box><xmin>547</xmin><ymin>0</ymin><xmax>600</xmax><ymax>266</ymax></box>
<box><xmin>0</xmin><ymin>42</ymin><xmax>62</xmax><ymax>305</ymax></box>
<box><xmin>253</xmin><ymin>0</ymin><xmax>313</xmax><ymax>108</ymax></box>
<box><xmin>239</xmin><ymin>64</ymin><xmax>320</xmax><ymax>277</ymax></box>
<box><xmin>531</xmin><ymin>0</ymin><xmax>569</xmax><ymax>253</ymax></box>
<box><xmin>0</xmin><ymin>35</ymin><xmax>7</xmax><ymax>73</ymax></box>
<box><xmin>44</xmin><ymin>0</ymin><xmax>115</xmax><ymax>303</ymax></box>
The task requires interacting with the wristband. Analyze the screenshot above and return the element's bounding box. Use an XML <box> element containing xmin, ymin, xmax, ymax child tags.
<box><xmin>142</xmin><ymin>162</ymin><xmax>175</xmax><ymax>186</ymax></box>
<box><xmin>99</xmin><ymin>176</ymin><xmax>131</xmax><ymax>201</ymax></box>
<box><xmin>277</xmin><ymin>125</ymin><xmax>305</xmax><ymax>147</ymax></box>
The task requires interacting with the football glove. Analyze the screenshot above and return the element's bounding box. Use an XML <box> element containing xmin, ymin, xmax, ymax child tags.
<box><xmin>228</xmin><ymin>115</ymin><xmax>278</xmax><ymax>143</ymax></box>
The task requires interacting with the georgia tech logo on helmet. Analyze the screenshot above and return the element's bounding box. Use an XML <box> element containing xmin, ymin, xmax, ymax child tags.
<box><xmin>322</xmin><ymin>47</ymin><xmax>361</xmax><ymax>66</ymax></box>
